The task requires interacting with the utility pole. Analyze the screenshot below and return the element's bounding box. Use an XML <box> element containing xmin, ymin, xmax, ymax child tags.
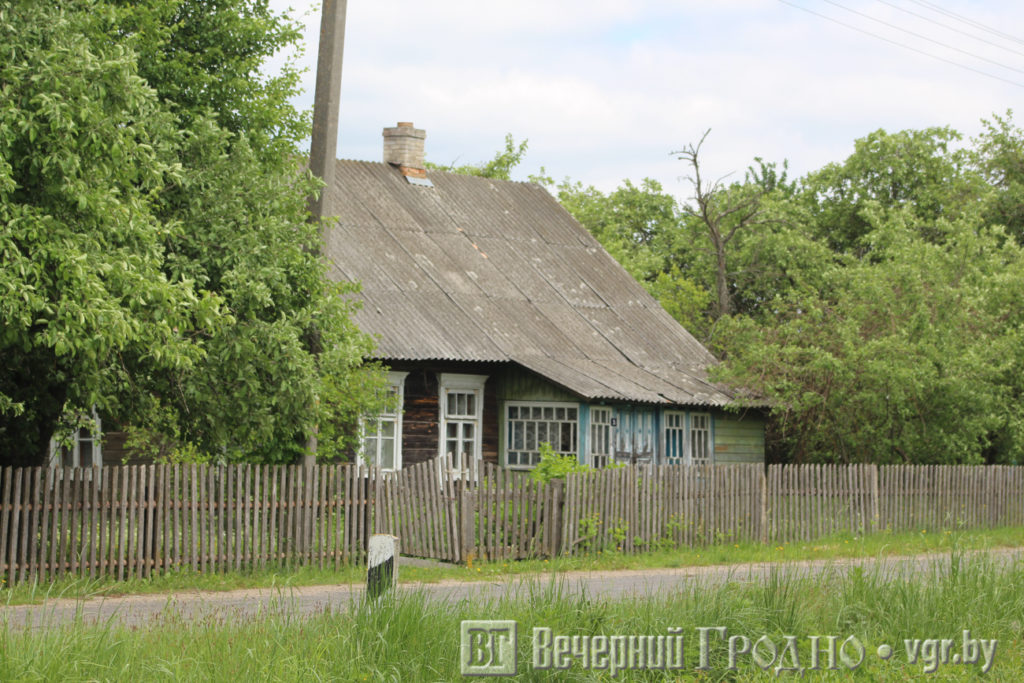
<box><xmin>305</xmin><ymin>0</ymin><xmax>348</xmax><ymax>465</ymax></box>
<box><xmin>309</xmin><ymin>0</ymin><xmax>347</xmax><ymax>221</ymax></box>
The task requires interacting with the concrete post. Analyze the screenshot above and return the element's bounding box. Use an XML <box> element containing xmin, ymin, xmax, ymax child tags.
<box><xmin>304</xmin><ymin>0</ymin><xmax>348</xmax><ymax>465</ymax></box>
<box><xmin>308</xmin><ymin>0</ymin><xmax>347</xmax><ymax>220</ymax></box>
<box><xmin>367</xmin><ymin>534</ymin><xmax>399</xmax><ymax>599</ymax></box>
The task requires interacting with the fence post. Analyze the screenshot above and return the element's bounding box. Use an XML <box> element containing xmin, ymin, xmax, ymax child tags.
<box><xmin>458</xmin><ymin>479</ymin><xmax>476</xmax><ymax>563</ymax></box>
<box><xmin>550</xmin><ymin>480</ymin><xmax>564</xmax><ymax>557</ymax></box>
<box><xmin>760</xmin><ymin>465</ymin><xmax>768</xmax><ymax>545</ymax></box>
<box><xmin>870</xmin><ymin>464</ymin><xmax>880</xmax><ymax>533</ymax></box>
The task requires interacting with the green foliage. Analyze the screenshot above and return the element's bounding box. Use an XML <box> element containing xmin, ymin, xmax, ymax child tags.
<box><xmin>110</xmin><ymin>0</ymin><xmax>310</xmax><ymax>156</ymax></box>
<box><xmin>0</xmin><ymin>0</ymin><xmax>383</xmax><ymax>464</ymax></box>
<box><xmin>552</xmin><ymin>177</ymin><xmax>717</xmax><ymax>337</ymax></box>
<box><xmin>712</xmin><ymin>127</ymin><xmax>1024</xmax><ymax>464</ymax></box>
<box><xmin>316</xmin><ymin>360</ymin><xmax>395</xmax><ymax>463</ymax></box>
<box><xmin>799</xmin><ymin>126</ymin><xmax>983</xmax><ymax>254</ymax></box>
<box><xmin>547</xmin><ymin>121</ymin><xmax>1024</xmax><ymax>464</ymax></box>
<box><xmin>528</xmin><ymin>442</ymin><xmax>591</xmax><ymax>483</ymax></box>
<box><xmin>972</xmin><ymin>109</ymin><xmax>1024</xmax><ymax>242</ymax></box>
<box><xmin>426</xmin><ymin>133</ymin><xmax>528</xmax><ymax>180</ymax></box>
<box><xmin>0</xmin><ymin>0</ymin><xmax>213</xmax><ymax>464</ymax></box>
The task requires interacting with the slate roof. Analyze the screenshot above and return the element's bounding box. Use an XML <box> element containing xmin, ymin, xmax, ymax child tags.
<box><xmin>322</xmin><ymin>160</ymin><xmax>740</xmax><ymax>407</ymax></box>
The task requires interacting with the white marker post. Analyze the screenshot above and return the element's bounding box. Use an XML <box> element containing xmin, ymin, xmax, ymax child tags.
<box><xmin>367</xmin><ymin>534</ymin><xmax>399</xmax><ymax>599</ymax></box>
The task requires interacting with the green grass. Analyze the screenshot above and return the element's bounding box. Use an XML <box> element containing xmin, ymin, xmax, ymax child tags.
<box><xmin>0</xmin><ymin>551</ymin><xmax>1021</xmax><ymax>680</ymax></box>
<box><xmin>2</xmin><ymin>526</ymin><xmax>1021</xmax><ymax>606</ymax></box>
<box><xmin>461</xmin><ymin>525</ymin><xmax>1024</xmax><ymax>578</ymax></box>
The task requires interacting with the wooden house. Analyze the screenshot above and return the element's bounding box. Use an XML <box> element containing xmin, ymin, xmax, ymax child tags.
<box><xmin>321</xmin><ymin>123</ymin><xmax>765</xmax><ymax>472</ymax></box>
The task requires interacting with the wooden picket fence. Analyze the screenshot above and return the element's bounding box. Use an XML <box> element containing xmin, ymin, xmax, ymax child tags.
<box><xmin>0</xmin><ymin>461</ymin><xmax>1022</xmax><ymax>583</ymax></box>
<box><xmin>768</xmin><ymin>464</ymin><xmax>1024</xmax><ymax>543</ymax></box>
<box><xmin>0</xmin><ymin>463</ymin><xmax>381</xmax><ymax>586</ymax></box>
<box><xmin>558</xmin><ymin>464</ymin><xmax>765</xmax><ymax>556</ymax></box>
<box><xmin>372</xmin><ymin>457</ymin><xmax>560</xmax><ymax>563</ymax></box>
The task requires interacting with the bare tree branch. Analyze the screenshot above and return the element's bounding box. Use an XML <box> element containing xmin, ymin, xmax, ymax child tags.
<box><xmin>672</xmin><ymin>130</ymin><xmax>769</xmax><ymax>319</ymax></box>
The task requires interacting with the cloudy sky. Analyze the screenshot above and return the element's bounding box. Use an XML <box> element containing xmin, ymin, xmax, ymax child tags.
<box><xmin>271</xmin><ymin>0</ymin><xmax>1024</xmax><ymax>199</ymax></box>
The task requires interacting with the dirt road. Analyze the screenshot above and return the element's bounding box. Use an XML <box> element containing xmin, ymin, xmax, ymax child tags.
<box><xmin>2</xmin><ymin>547</ymin><xmax>1020</xmax><ymax>630</ymax></box>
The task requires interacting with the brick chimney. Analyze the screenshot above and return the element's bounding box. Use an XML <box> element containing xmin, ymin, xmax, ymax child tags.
<box><xmin>382</xmin><ymin>122</ymin><xmax>427</xmax><ymax>179</ymax></box>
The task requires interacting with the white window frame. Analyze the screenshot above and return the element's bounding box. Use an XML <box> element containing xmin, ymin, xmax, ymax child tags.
<box><xmin>690</xmin><ymin>412</ymin><xmax>712</xmax><ymax>466</ymax></box>
<box><xmin>361</xmin><ymin>371</ymin><xmax>408</xmax><ymax>471</ymax></box>
<box><xmin>662</xmin><ymin>410</ymin><xmax>713</xmax><ymax>466</ymax></box>
<box><xmin>589</xmin><ymin>406</ymin><xmax>612</xmax><ymax>468</ymax></box>
<box><xmin>505</xmin><ymin>401</ymin><xmax>579</xmax><ymax>470</ymax></box>
<box><xmin>663</xmin><ymin>410</ymin><xmax>687</xmax><ymax>465</ymax></box>
<box><xmin>49</xmin><ymin>409</ymin><xmax>103</xmax><ymax>469</ymax></box>
<box><xmin>439</xmin><ymin>373</ymin><xmax>486</xmax><ymax>469</ymax></box>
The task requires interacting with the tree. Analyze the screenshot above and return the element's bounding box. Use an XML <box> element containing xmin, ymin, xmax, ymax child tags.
<box><xmin>0</xmin><ymin>1</ymin><xmax>212</xmax><ymax>465</ymax></box>
<box><xmin>714</xmin><ymin>211</ymin><xmax>1024</xmax><ymax>464</ymax></box>
<box><xmin>799</xmin><ymin>127</ymin><xmax>983</xmax><ymax>254</ymax></box>
<box><xmin>711</xmin><ymin>123</ymin><xmax>1024</xmax><ymax>464</ymax></box>
<box><xmin>426</xmin><ymin>133</ymin><xmax>529</xmax><ymax>180</ymax></box>
<box><xmin>552</xmin><ymin>177</ymin><xmax>715</xmax><ymax>336</ymax></box>
<box><xmin>111</xmin><ymin>0</ymin><xmax>309</xmax><ymax>154</ymax></box>
<box><xmin>0</xmin><ymin>0</ymin><xmax>384</xmax><ymax>465</ymax></box>
<box><xmin>972</xmin><ymin>110</ymin><xmax>1024</xmax><ymax>244</ymax></box>
<box><xmin>673</xmin><ymin>131</ymin><xmax>772</xmax><ymax>320</ymax></box>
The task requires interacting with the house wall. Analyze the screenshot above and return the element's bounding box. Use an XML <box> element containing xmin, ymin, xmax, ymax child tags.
<box><xmin>495</xmin><ymin>367</ymin><xmax>577</xmax><ymax>402</ymax></box>
<box><xmin>390</xmin><ymin>362</ymin><xmax>501</xmax><ymax>467</ymax></box>
<box><xmin>713</xmin><ymin>412</ymin><xmax>766</xmax><ymax>464</ymax></box>
<box><xmin>103</xmin><ymin>430</ymin><xmax>140</xmax><ymax>466</ymax></box>
<box><xmin>390</xmin><ymin>362</ymin><xmax>767</xmax><ymax>468</ymax></box>
<box><xmin>491</xmin><ymin>368</ymin><xmax>767</xmax><ymax>466</ymax></box>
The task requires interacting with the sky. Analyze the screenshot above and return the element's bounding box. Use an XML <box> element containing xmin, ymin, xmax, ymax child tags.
<box><xmin>269</xmin><ymin>0</ymin><xmax>1024</xmax><ymax>200</ymax></box>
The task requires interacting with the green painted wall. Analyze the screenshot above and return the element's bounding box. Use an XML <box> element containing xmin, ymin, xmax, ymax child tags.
<box><xmin>713</xmin><ymin>412</ymin><xmax>766</xmax><ymax>464</ymax></box>
<box><xmin>495</xmin><ymin>367</ymin><xmax>578</xmax><ymax>402</ymax></box>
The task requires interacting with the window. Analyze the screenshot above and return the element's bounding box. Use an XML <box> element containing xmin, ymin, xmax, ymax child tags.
<box><xmin>663</xmin><ymin>410</ymin><xmax>712</xmax><ymax>466</ymax></box>
<box><xmin>664</xmin><ymin>411</ymin><xmax>686</xmax><ymax>464</ymax></box>
<box><xmin>589</xmin><ymin>406</ymin><xmax>612</xmax><ymax>468</ymax></box>
<box><xmin>506</xmin><ymin>402</ymin><xmax>578</xmax><ymax>469</ymax></box>
<box><xmin>362</xmin><ymin>371</ymin><xmax>408</xmax><ymax>471</ymax></box>
<box><xmin>49</xmin><ymin>410</ymin><xmax>102</xmax><ymax>468</ymax></box>
<box><xmin>439</xmin><ymin>373</ymin><xmax>486</xmax><ymax>469</ymax></box>
<box><xmin>690</xmin><ymin>412</ymin><xmax>712</xmax><ymax>465</ymax></box>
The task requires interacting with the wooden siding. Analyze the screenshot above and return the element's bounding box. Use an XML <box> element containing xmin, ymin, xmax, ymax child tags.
<box><xmin>103</xmin><ymin>430</ymin><xmax>146</xmax><ymax>467</ymax></box>
<box><xmin>390</xmin><ymin>362</ymin><xmax>500</xmax><ymax>467</ymax></box>
<box><xmin>713</xmin><ymin>412</ymin><xmax>766</xmax><ymax>464</ymax></box>
<box><xmin>495</xmin><ymin>366</ymin><xmax>578</xmax><ymax>402</ymax></box>
<box><xmin>398</xmin><ymin>369</ymin><xmax>439</xmax><ymax>467</ymax></box>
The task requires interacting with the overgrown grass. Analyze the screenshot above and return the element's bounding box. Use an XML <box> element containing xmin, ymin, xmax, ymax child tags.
<box><xmin>462</xmin><ymin>525</ymin><xmax>1024</xmax><ymax>578</ymax></box>
<box><xmin>2</xmin><ymin>526</ymin><xmax>1021</xmax><ymax>606</ymax></box>
<box><xmin>0</xmin><ymin>551</ymin><xmax>1021</xmax><ymax>680</ymax></box>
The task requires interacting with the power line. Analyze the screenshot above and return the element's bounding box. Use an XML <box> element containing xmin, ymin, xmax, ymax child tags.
<box><xmin>775</xmin><ymin>0</ymin><xmax>1024</xmax><ymax>89</ymax></box>
<box><xmin>907</xmin><ymin>0</ymin><xmax>1024</xmax><ymax>48</ymax></box>
<box><xmin>874</xmin><ymin>0</ymin><xmax>1024</xmax><ymax>59</ymax></box>
<box><xmin>821</xmin><ymin>0</ymin><xmax>1024</xmax><ymax>75</ymax></box>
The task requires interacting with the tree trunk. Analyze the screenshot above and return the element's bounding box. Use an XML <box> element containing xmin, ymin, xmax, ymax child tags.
<box><xmin>713</xmin><ymin>235</ymin><xmax>731</xmax><ymax>318</ymax></box>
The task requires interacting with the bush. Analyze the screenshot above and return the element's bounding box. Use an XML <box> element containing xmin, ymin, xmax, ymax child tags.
<box><xmin>528</xmin><ymin>442</ymin><xmax>591</xmax><ymax>483</ymax></box>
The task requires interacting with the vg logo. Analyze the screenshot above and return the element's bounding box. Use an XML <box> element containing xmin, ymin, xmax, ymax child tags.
<box><xmin>460</xmin><ymin>620</ymin><xmax>518</xmax><ymax>676</ymax></box>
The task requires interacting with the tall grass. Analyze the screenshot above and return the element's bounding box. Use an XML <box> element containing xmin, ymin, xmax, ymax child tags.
<box><xmin>1</xmin><ymin>551</ymin><xmax>1021</xmax><ymax>680</ymax></box>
